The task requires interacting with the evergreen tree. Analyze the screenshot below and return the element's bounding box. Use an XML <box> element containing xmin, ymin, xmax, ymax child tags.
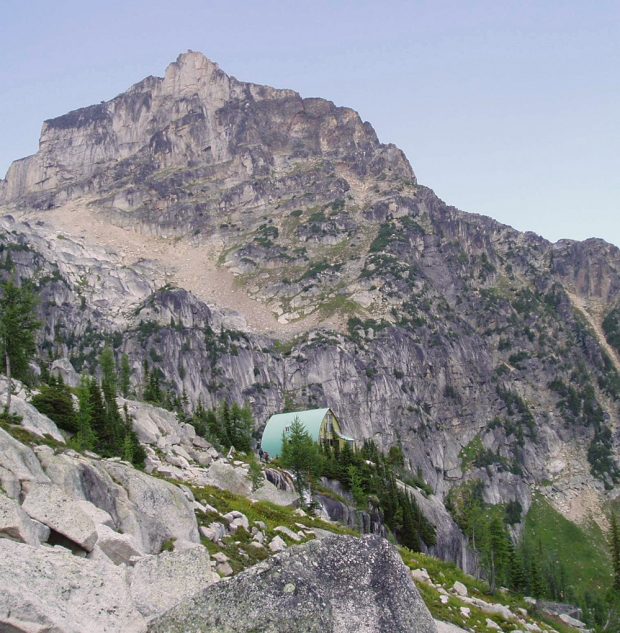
<box><xmin>205</xmin><ymin>408</ymin><xmax>220</xmax><ymax>443</ymax></box>
<box><xmin>122</xmin><ymin>433</ymin><xmax>134</xmax><ymax>463</ymax></box>
<box><xmin>31</xmin><ymin>375</ymin><xmax>78</xmax><ymax>432</ymax></box>
<box><xmin>228</xmin><ymin>403</ymin><xmax>253</xmax><ymax>452</ymax></box>
<box><xmin>248</xmin><ymin>453</ymin><xmax>264</xmax><ymax>491</ymax></box>
<box><xmin>509</xmin><ymin>546</ymin><xmax>526</xmax><ymax>593</ymax></box>
<box><xmin>280</xmin><ymin>416</ymin><xmax>322</xmax><ymax>503</ymax></box>
<box><xmin>488</xmin><ymin>513</ymin><xmax>511</xmax><ymax>591</ymax></box>
<box><xmin>144</xmin><ymin>369</ymin><xmax>162</xmax><ymax>404</ymax></box>
<box><xmin>100</xmin><ymin>346</ymin><xmax>117</xmax><ymax>404</ymax></box>
<box><xmin>530</xmin><ymin>551</ymin><xmax>546</xmax><ymax>597</ymax></box>
<box><xmin>88</xmin><ymin>379</ymin><xmax>107</xmax><ymax>451</ymax></box>
<box><xmin>120</xmin><ymin>354</ymin><xmax>131</xmax><ymax>398</ymax></box>
<box><xmin>0</xmin><ymin>279</ymin><xmax>40</xmax><ymax>411</ymax></box>
<box><xmin>347</xmin><ymin>465</ymin><xmax>367</xmax><ymax>507</ymax></box>
<box><xmin>121</xmin><ymin>404</ymin><xmax>146</xmax><ymax>468</ymax></box>
<box><xmin>74</xmin><ymin>375</ymin><xmax>96</xmax><ymax>451</ymax></box>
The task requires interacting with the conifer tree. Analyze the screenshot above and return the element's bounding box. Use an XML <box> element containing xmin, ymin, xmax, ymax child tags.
<box><xmin>120</xmin><ymin>354</ymin><xmax>131</xmax><ymax>398</ymax></box>
<box><xmin>0</xmin><ymin>279</ymin><xmax>40</xmax><ymax>412</ymax></box>
<box><xmin>100</xmin><ymin>346</ymin><xmax>117</xmax><ymax>404</ymax></box>
<box><xmin>31</xmin><ymin>374</ymin><xmax>77</xmax><ymax>432</ymax></box>
<box><xmin>280</xmin><ymin>416</ymin><xmax>322</xmax><ymax>503</ymax></box>
<box><xmin>74</xmin><ymin>375</ymin><xmax>96</xmax><ymax>451</ymax></box>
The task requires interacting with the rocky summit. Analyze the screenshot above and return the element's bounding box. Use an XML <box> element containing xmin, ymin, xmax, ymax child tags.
<box><xmin>0</xmin><ymin>50</ymin><xmax>618</xmax><ymax>631</ymax></box>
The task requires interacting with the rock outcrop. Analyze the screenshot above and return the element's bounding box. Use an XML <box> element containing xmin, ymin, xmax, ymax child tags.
<box><xmin>0</xmin><ymin>538</ymin><xmax>147</xmax><ymax>633</ymax></box>
<box><xmin>149</xmin><ymin>534</ymin><xmax>437</xmax><ymax>633</ymax></box>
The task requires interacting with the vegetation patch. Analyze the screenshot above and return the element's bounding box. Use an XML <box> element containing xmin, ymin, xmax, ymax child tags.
<box><xmin>520</xmin><ymin>494</ymin><xmax>612</xmax><ymax>626</ymax></box>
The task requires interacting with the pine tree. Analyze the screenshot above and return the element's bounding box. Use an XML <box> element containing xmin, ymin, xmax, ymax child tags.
<box><xmin>120</xmin><ymin>354</ymin><xmax>131</xmax><ymax>398</ymax></box>
<box><xmin>74</xmin><ymin>375</ymin><xmax>96</xmax><ymax>451</ymax></box>
<box><xmin>0</xmin><ymin>279</ymin><xmax>40</xmax><ymax>412</ymax></box>
<box><xmin>228</xmin><ymin>403</ymin><xmax>253</xmax><ymax>452</ymax></box>
<box><xmin>144</xmin><ymin>370</ymin><xmax>162</xmax><ymax>404</ymax></box>
<box><xmin>100</xmin><ymin>346</ymin><xmax>117</xmax><ymax>404</ymax></box>
<box><xmin>31</xmin><ymin>375</ymin><xmax>77</xmax><ymax>432</ymax></box>
<box><xmin>348</xmin><ymin>465</ymin><xmax>367</xmax><ymax>507</ymax></box>
<box><xmin>247</xmin><ymin>453</ymin><xmax>264</xmax><ymax>491</ymax></box>
<box><xmin>280</xmin><ymin>416</ymin><xmax>322</xmax><ymax>504</ymax></box>
<box><xmin>88</xmin><ymin>380</ymin><xmax>108</xmax><ymax>452</ymax></box>
<box><xmin>122</xmin><ymin>433</ymin><xmax>134</xmax><ymax>463</ymax></box>
<box><xmin>121</xmin><ymin>404</ymin><xmax>146</xmax><ymax>468</ymax></box>
<box><xmin>509</xmin><ymin>546</ymin><xmax>526</xmax><ymax>592</ymax></box>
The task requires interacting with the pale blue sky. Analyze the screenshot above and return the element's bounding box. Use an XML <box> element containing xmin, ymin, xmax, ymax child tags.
<box><xmin>1</xmin><ymin>1</ymin><xmax>618</xmax><ymax>246</ymax></box>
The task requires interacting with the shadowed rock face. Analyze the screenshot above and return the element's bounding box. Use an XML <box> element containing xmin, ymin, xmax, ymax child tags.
<box><xmin>149</xmin><ymin>534</ymin><xmax>437</xmax><ymax>633</ymax></box>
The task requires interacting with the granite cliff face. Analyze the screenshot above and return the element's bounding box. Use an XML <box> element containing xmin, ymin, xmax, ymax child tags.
<box><xmin>2</xmin><ymin>51</ymin><xmax>620</xmax><ymax>563</ymax></box>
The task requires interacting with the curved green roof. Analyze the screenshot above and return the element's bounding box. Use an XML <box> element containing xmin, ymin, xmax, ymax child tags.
<box><xmin>260</xmin><ymin>408</ymin><xmax>330</xmax><ymax>458</ymax></box>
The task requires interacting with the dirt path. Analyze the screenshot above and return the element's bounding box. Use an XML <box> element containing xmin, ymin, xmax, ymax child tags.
<box><xmin>14</xmin><ymin>202</ymin><xmax>315</xmax><ymax>338</ymax></box>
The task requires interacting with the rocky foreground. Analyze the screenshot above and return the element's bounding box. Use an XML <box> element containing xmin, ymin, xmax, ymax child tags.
<box><xmin>0</xmin><ymin>384</ymin><xmax>578</xmax><ymax>633</ymax></box>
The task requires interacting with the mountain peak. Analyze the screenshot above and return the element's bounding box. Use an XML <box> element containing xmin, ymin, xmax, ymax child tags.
<box><xmin>161</xmin><ymin>50</ymin><xmax>229</xmax><ymax>97</ymax></box>
<box><xmin>167</xmin><ymin>50</ymin><xmax>223</xmax><ymax>79</ymax></box>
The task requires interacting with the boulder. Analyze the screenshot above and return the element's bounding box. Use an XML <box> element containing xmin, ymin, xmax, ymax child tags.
<box><xmin>452</xmin><ymin>581</ymin><xmax>467</xmax><ymax>597</ymax></box>
<box><xmin>200</xmin><ymin>521</ymin><xmax>227</xmax><ymax>542</ymax></box>
<box><xmin>224</xmin><ymin>510</ymin><xmax>249</xmax><ymax>531</ymax></box>
<box><xmin>204</xmin><ymin>460</ymin><xmax>251</xmax><ymax>496</ymax></box>
<box><xmin>461</xmin><ymin>596</ymin><xmax>513</xmax><ymax>620</ymax></box>
<box><xmin>250</xmin><ymin>479</ymin><xmax>298</xmax><ymax>506</ymax></box>
<box><xmin>149</xmin><ymin>535</ymin><xmax>437</xmax><ymax>633</ymax></box>
<box><xmin>411</xmin><ymin>568</ymin><xmax>432</xmax><ymax>583</ymax></box>
<box><xmin>216</xmin><ymin>561</ymin><xmax>234</xmax><ymax>577</ymax></box>
<box><xmin>95</xmin><ymin>524</ymin><xmax>144</xmax><ymax>565</ymax></box>
<box><xmin>96</xmin><ymin>460</ymin><xmax>200</xmax><ymax>553</ymax></box>
<box><xmin>268</xmin><ymin>535</ymin><xmax>287</xmax><ymax>552</ymax></box>
<box><xmin>121</xmin><ymin>399</ymin><xmax>182</xmax><ymax>447</ymax></box>
<box><xmin>0</xmin><ymin>538</ymin><xmax>146</xmax><ymax>633</ymax></box>
<box><xmin>0</xmin><ymin>427</ymin><xmax>50</xmax><ymax>499</ymax></box>
<box><xmin>0</xmin><ymin>377</ymin><xmax>65</xmax><ymax>443</ymax></box>
<box><xmin>130</xmin><ymin>548</ymin><xmax>219</xmax><ymax>620</ymax></box>
<box><xmin>274</xmin><ymin>525</ymin><xmax>303</xmax><ymax>542</ymax></box>
<box><xmin>22</xmin><ymin>482</ymin><xmax>98</xmax><ymax>551</ymax></box>
<box><xmin>0</xmin><ymin>493</ymin><xmax>40</xmax><ymax>545</ymax></box>
<box><xmin>435</xmin><ymin>621</ymin><xmax>469</xmax><ymax>633</ymax></box>
<box><xmin>558</xmin><ymin>613</ymin><xmax>586</xmax><ymax>628</ymax></box>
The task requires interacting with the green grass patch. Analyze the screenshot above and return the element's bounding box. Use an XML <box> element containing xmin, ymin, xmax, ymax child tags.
<box><xmin>0</xmin><ymin>414</ymin><xmax>64</xmax><ymax>450</ymax></box>
<box><xmin>522</xmin><ymin>494</ymin><xmax>612</xmax><ymax>604</ymax></box>
<box><xmin>318</xmin><ymin>296</ymin><xmax>361</xmax><ymax>319</ymax></box>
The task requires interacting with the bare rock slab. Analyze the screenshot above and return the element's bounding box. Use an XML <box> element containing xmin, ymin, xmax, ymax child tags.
<box><xmin>130</xmin><ymin>548</ymin><xmax>219</xmax><ymax>620</ymax></box>
<box><xmin>0</xmin><ymin>493</ymin><xmax>40</xmax><ymax>545</ymax></box>
<box><xmin>0</xmin><ymin>538</ymin><xmax>146</xmax><ymax>633</ymax></box>
<box><xmin>149</xmin><ymin>534</ymin><xmax>437</xmax><ymax>633</ymax></box>
<box><xmin>22</xmin><ymin>482</ymin><xmax>98</xmax><ymax>551</ymax></box>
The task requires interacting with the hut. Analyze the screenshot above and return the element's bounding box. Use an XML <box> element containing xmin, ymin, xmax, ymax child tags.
<box><xmin>260</xmin><ymin>407</ymin><xmax>354</xmax><ymax>459</ymax></box>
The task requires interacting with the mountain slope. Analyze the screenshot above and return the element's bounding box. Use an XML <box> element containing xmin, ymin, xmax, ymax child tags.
<box><xmin>1</xmin><ymin>51</ymin><xmax>619</xmax><ymax>586</ymax></box>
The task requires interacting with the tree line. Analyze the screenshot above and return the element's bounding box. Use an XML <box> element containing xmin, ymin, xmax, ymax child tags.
<box><xmin>277</xmin><ymin>417</ymin><xmax>436</xmax><ymax>552</ymax></box>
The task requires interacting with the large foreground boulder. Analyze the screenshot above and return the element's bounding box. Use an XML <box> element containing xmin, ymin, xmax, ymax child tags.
<box><xmin>0</xmin><ymin>538</ymin><xmax>146</xmax><ymax>633</ymax></box>
<box><xmin>0</xmin><ymin>493</ymin><xmax>41</xmax><ymax>545</ymax></box>
<box><xmin>130</xmin><ymin>548</ymin><xmax>219</xmax><ymax>619</ymax></box>
<box><xmin>22</xmin><ymin>482</ymin><xmax>99</xmax><ymax>551</ymax></box>
<box><xmin>0</xmin><ymin>538</ymin><xmax>219</xmax><ymax>632</ymax></box>
<box><xmin>0</xmin><ymin>427</ymin><xmax>50</xmax><ymax>500</ymax></box>
<box><xmin>149</xmin><ymin>534</ymin><xmax>438</xmax><ymax>633</ymax></box>
<box><xmin>34</xmin><ymin>448</ymin><xmax>200</xmax><ymax>554</ymax></box>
